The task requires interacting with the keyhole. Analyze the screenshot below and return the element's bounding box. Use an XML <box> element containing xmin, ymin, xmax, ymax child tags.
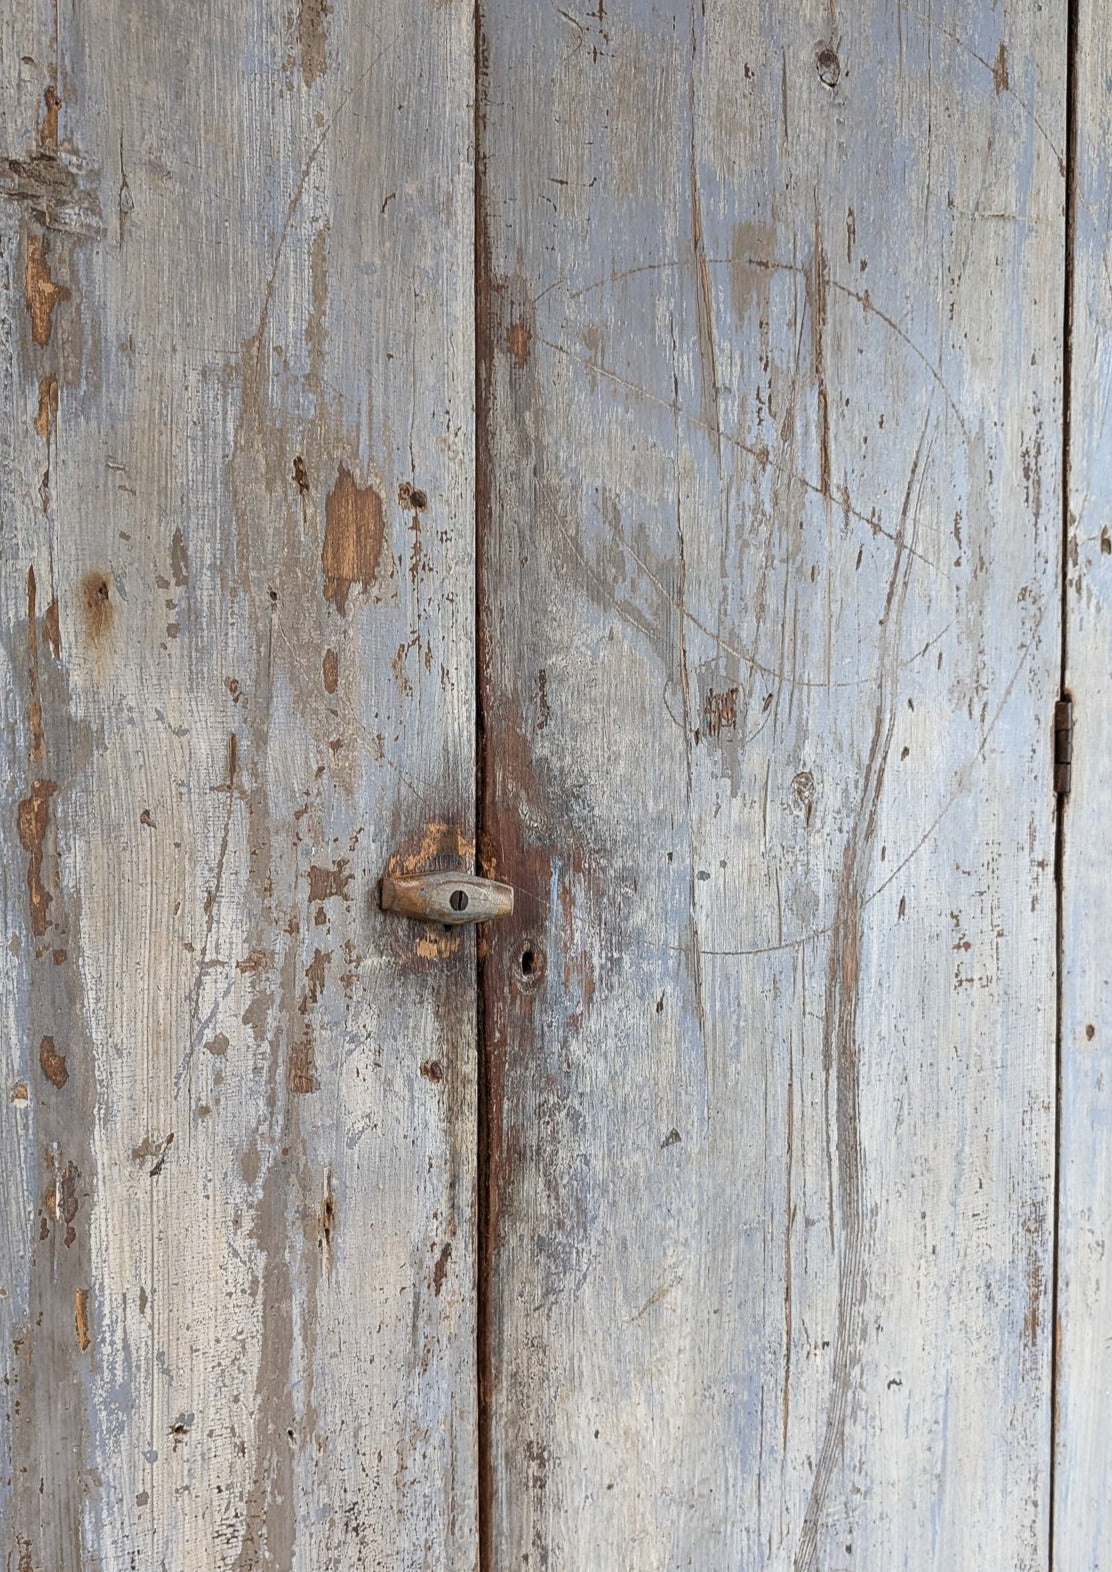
<box><xmin>449</xmin><ymin>889</ymin><xmax>468</xmax><ymax>912</ymax></box>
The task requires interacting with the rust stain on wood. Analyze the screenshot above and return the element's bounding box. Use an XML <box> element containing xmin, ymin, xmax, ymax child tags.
<box><xmin>322</xmin><ymin>465</ymin><xmax>384</xmax><ymax>614</ymax></box>
<box><xmin>322</xmin><ymin>648</ymin><xmax>338</xmax><ymax>693</ymax></box>
<box><xmin>17</xmin><ymin>780</ymin><xmax>57</xmax><ymax>936</ymax></box>
<box><xmin>74</xmin><ymin>1288</ymin><xmax>91</xmax><ymax>1351</ymax></box>
<box><xmin>24</xmin><ymin>233</ymin><xmax>69</xmax><ymax>346</ymax></box>
<box><xmin>81</xmin><ymin>572</ymin><xmax>114</xmax><ymax>643</ymax></box>
<box><xmin>38</xmin><ymin>1035</ymin><xmax>68</xmax><ymax>1089</ymax></box>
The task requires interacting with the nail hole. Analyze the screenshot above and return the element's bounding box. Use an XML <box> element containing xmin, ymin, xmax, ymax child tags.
<box><xmin>449</xmin><ymin>889</ymin><xmax>468</xmax><ymax>912</ymax></box>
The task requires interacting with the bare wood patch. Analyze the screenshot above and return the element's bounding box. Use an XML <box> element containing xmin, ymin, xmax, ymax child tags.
<box><xmin>24</xmin><ymin>233</ymin><xmax>69</xmax><ymax>345</ymax></box>
<box><xmin>322</xmin><ymin>466</ymin><xmax>384</xmax><ymax>614</ymax></box>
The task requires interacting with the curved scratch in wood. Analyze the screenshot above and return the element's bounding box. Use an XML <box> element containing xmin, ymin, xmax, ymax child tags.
<box><xmin>537</xmin><ymin>334</ymin><xmax>952</xmax><ymax>579</ymax></box>
<box><xmin>793</xmin><ymin>415</ymin><xmax>928</xmax><ymax>1571</ymax></box>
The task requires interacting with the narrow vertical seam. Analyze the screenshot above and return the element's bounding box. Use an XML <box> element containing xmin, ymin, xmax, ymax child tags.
<box><xmin>1049</xmin><ymin>2</ymin><xmax>1079</xmax><ymax>1564</ymax></box>
<box><xmin>473</xmin><ymin>1</ymin><xmax>494</xmax><ymax>1565</ymax></box>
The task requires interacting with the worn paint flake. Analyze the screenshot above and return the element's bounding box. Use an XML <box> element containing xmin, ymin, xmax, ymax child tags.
<box><xmin>38</xmin><ymin>1035</ymin><xmax>68</xmax><ymax>1089</ymax></box>
<box><xmin>307</xmin><ymin>860</ymin><xmax>352</xmax><ymax>902</ymax></box>
<box><xmin>507</xmin><ymin>320</ymin><xmax>532</xmax><ymax>366</ymax></box>
<box><xmin>40</xmin><ymin>84</ymin><xmax>61</xmax><ymax>147</ymax></box>
<box><xmin>289</xmin><ymin>1033</ymin><xmax>319</xmax><ymax>1094</ymax></box>
<box><xmin>17</xmin><ymin>780</ymin><xmax>57</xmax><ymax>936</ymax></box>
<box><xmin>322</xmin><ymin>465</ymin><xmax>384</xmax><ymax>614</ymax></box>
<box><xmin>298</xmin><ymin>0</ymin><xmax>331</xmax><ymax>86</ymax></box>
<box><xmin>24</xmin><ymin>233</ymin><xmax>69</xmax><ymax>346</ymax></box>
<box><xmin>34</xmin><ymin>377</ymin><xmax>58</xmax><ymax>440</ymax></box>
<box><xmin>81</xmin><ymin>572</ymin><xmax>114</xmax><ymax>643</ymax></box>
<box><xmin>74</xmin><ymin>1288</ymin><xmax>91</xmax><ymax>1351</ymax></box>
<box><xmin>43</xmin><ymin>598</ymin><xmax>60</xmax><ymax>658</ymax></box>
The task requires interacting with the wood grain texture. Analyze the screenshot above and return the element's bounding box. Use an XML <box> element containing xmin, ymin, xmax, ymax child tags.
<box><xmin>478</xmin><ymin>3</ymin><xmax>1063</xmax><ymax>1566</ymax></box>
<box><xmin>0</xmin><ymin>2</ymin><xmax>476</xmax><ymax>1567</ymax></box>
<box><xmin>1056</xmin><ymin>6</ymin><xmax>1112</xmax><ymax>1565</ymax></box>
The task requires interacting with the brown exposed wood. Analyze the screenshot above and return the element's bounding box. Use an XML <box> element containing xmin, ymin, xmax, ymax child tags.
<box><xmin>80</xmin><ymin>572</ymin><xmax>113</xmax><ymax>643</ymax></box>
<box><xmin>322</xmin><ymin>464</ymin><xmax>384</xmax><ymax>614</ymax></box>
<box><xmin>74</xmin><ymin>1289</ymin><xmax>91</xmax><ymax>1352</ymax></box>
<box><xmin>34</xmin><ymin>376</ymin><xmax>57</xmax><ymax>440</ymax></box>
<box><xmin>24</xmin><ymin>232</ymin><xmax>68</xmax><ymax>345</ymax></box>
<box><xmin>297</xmin><ymin>0</ymin><xmax>330</xmax><ymax>87</ymax></box>
<box><xmin>38</xmin><ymin>1035</ymin><xmax>68</xmax><ymax>1089</ymax></box>
<box><xmin>17</xmin><ymin>780</ymin><xmax>57</xmax><ymax>936</ymax></box>
<box><xmin>40</xmin><ymin>85</ymin><xmax>61</xmax><ymax>147</ymax></box>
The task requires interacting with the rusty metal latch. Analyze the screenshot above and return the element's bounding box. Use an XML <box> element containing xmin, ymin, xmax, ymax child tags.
<box><xmin>380</xmin><ymin>872</ymin><xmax>514</xmax><ymax>926</ymax></box>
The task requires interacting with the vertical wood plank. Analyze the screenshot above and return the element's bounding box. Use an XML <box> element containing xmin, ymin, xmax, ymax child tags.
<box><xmin>0</xmin><ymin>2</ymin><xmax>476</xmax><ymax>1567</ymax></box>
<box><xmin>478</xmin><ymin>3</ymin><xmax>1063</xmax><ymax>1565</ymax></box>
<box><xmin>1056</xmin><ymin>8</ymin><xmax>1112</xmax><ymax>1566</ymax></box>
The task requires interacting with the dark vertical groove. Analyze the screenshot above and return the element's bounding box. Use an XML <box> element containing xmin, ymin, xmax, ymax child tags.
<box><xmin>473</xmin><ymin>1</ymin><xmax>494</xmax><ymax>1565</ymax></box>
<box><xmin>1050</xmin><ymin>3</ymin><xmax>1079</xmax><ymax>1565</ymax></box>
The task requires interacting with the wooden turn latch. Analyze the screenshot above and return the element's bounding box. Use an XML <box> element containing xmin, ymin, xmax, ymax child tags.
<box><xmin>380</xmin><ymin>872</ymin><xmax>514</xmax><ymax>926</ymax></box>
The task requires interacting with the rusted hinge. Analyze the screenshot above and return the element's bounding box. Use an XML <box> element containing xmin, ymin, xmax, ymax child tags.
<box><xmin>1054</xmin><ymin>697</ymin><xmax>1073</xmax><ymax>796</ymax></box>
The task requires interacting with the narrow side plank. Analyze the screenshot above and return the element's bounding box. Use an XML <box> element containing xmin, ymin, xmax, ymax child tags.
<box><xmin>1056</xmin><ymin>7</ymin><xmax>1112</xmax><ymax>1566</ymax></box>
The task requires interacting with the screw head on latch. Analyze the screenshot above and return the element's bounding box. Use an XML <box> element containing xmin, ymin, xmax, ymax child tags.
<box><xmin>380</xmin><ymin>871</ymin><xmax>514</xmax><ymax>927</ymax></box>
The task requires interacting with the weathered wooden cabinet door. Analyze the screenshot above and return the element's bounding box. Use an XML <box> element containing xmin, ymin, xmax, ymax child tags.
<box><xmin>3</xmin><ymin>2</ymin><xmax>1109</xmax><ymax>1570</ymax></box>
<box><xmin>477</xmin><ymin>3</ymin><xmax>1068</xmax><ymax>1568</ymax></box>
<box><xmin>0</xmin><ymin>2</ymin><xmax>477</xmax><ymax>1567</ymax></box>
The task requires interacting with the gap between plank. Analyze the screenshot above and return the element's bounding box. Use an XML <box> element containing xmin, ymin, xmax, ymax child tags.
<box><xmin>474</xmin><ymin>2</ymin><xmax>495</xmax><ymax>1564</ymax></box>
<box><xmin>1049</xmin><ymin>1</ymin><xmax>1079</xmax><ymax>1564</ymax></box>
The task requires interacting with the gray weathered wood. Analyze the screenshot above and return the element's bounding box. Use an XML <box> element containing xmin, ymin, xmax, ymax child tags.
<box><xmin>1056</xmin><ymin>7</ymin><xmax>1112</xmax><ymax>1565</ymax></box>
<box><xmin>0</xmin><ymin>2</ymin><xmax>476</xmax><ymax>1566</ymax></box>
<box><xmin>478</xmin><ymin>3</ymin><xmax>1063</xmax><ymax>1565</ymax></box>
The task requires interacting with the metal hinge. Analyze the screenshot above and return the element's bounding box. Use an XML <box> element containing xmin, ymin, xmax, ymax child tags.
<box><xmin>1054</xmin><ymin>697</ymin><xmax>1073</xmax><ymax>796</ymax></box>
